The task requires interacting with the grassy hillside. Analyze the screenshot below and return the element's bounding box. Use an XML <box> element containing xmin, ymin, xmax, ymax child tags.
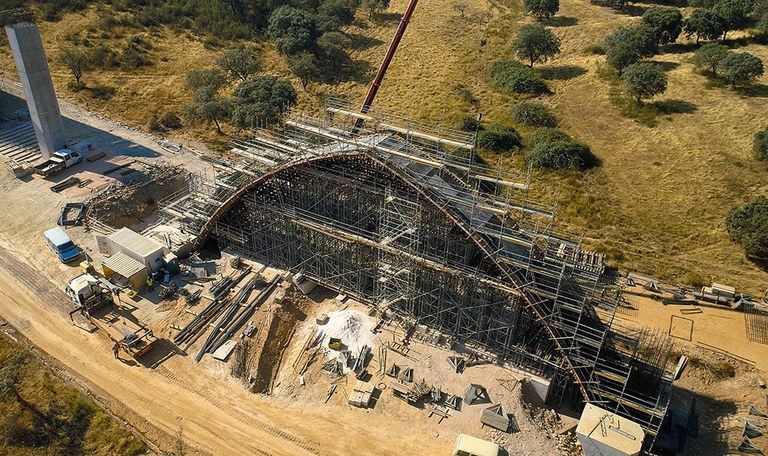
<box><xmin>0</xmin><ymin>331</ymin><xmax>146</xmax><ymax>455</ymax></box>
<box><xmin>0</xmin><ymin>0</ymin><xmax>766</xmax><ymax>292</ymax></box>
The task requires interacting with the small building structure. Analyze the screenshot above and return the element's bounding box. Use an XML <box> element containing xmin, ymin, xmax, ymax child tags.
<box><xmin>106</xmin><ymin>227</ymin><xmax>166</xmax><ymax>273</ymax></box>
<box><xmin>576</xmin><ymin>403</ymin><xmax>644</xmax><ymax>456</ymax></box>
<box><xmin>101</xmin><ymin>252</ymin><xmax>148</xmax><ymax>291</ymax></box>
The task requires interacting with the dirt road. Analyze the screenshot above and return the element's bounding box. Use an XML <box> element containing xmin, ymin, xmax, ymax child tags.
<box><xmin>0</xmin><ymin>241</ymin><xmax>449</xmax><ymax>455</ymax></box>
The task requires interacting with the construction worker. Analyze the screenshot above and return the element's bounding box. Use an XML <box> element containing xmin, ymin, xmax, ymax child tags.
<box><xmin>146</xmin><ymin>276</ymin><xmax>154</xmax><ymax>291</ymax></box>
<box><xmin>112</xmin><ymin>342</ymin><xmax>120</xmax><ymax>359</ymax></box>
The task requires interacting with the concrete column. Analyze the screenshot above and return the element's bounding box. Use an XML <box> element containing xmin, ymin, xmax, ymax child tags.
<box><xmin>5</xmin><ymin>21</ymin><xmax>66</xmax><ymax>159</ymax></box>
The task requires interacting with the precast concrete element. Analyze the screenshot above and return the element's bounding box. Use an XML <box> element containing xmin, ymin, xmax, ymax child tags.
<box><xmin>5</xmin><ymin>21</ymin><xmax>66</xmax><ymax>159</ymax></box>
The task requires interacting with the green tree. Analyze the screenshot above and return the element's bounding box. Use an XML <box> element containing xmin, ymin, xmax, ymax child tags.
<box><xmin>719</xmin><ymin>52</ymin><xmax>764</xmax><ymax>86</ymax></box>
<box><xmin>231</xmin><ymin>76</ymin><xmax>297</xmax><ymax>129</ymax></box>
<box><xmin>268</xmin><ymin>6</ymin><xmax>318</xmax><ymax>55</ymax></box>
<box><xmin>604</xmin><ymin>25</ymin><xmax>659</xmax><ymax>71</ymax></box>
<box><xmin>215</xmin><ymin>48</ymin><xmax>261</xmax><ymax>82</ymax></box>
<box><xmin>287</xmin><ymin>52</ymin><xmax>320</xmax><ymax>90</ymax></box>
<box><xmin>726</xmin><ymin>196</ymin><xmax>768</xmax><ymax>259</ymax></box>
<box><xmin>452</xmin><ymin>1</ymin><xmax>470</xmax><ymax>18</ymax></box>
<box><xmin>641</xmin><ymin>7</ymin><xmax>683</xmax><ymax>45</ymax></box>
<box><xmin>513</xmin><ymin>24</ymin><xmax>561</xmax><ymax>68</ymax></box>
<box><xmin>186</xmin><ymin>69</ymin><xmax>227</xmax><ymax>92</ymax></box>
<box><xmin>317</xmin><ymin>0</ymin><xmax>355</xmax><ymax>32</ymax></box>
<box><xmin>754</xmin><ymin>126</ymin><xmax>768</xmax><ymax>161</ymax></box>
<box><xmin>684</xmin><ymin>9</ymin><xmax>726</xmax><ymax>44</ymax></box>
<box><xmin>183</xmin><ymin>87</ymin><xmax>232</xmax><ymax>134</ymax></box>
<box><xmin>692</xmin><ymin>43</ymin><xmax>731</xmax><ymax>75</ymax></box>
<box><xmin>60</xmin><ymin>47</ymin><xmax>89</xmax><ymax>85</ymax></box>
<box><xmin>622</xmin><ymin>62</ymin><xmax>667</xmax><ymax>103</ymax></box>
<box><xmin>362</xmin><ymin>0</ymin><xmax>391</xmax><ymax>18</ymax></box>
<box><xmin>524</xmin><ymin>0</ymin><xmax>560</xmax><ymax>21</ymax></box>
<box><xmin>712</xmin><ymin>0</ymin><xmax>753</xmax><ymax>39</ymax></box>
<box><xmin>317</xmin><ymin>31</ymin><xmax>352</xmax><ymax>73</ymax></box>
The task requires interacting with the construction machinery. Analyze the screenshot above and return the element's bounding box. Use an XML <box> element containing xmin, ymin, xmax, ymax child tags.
<box><xmin>66</xmin><ymin>274</ymin><xmax>157</xmax><ymax>359</ymax></box>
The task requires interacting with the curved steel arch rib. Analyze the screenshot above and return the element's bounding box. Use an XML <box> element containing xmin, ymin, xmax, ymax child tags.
<box><xmin>194</xmin><ymin>151</ymin><xmax>591</xmax><ymax>402</ymax></box>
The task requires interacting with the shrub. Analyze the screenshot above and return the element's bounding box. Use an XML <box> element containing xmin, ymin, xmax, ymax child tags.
<box><xmin>524</xmin><ymin>128</ymin><xmax>597</xmax><ymax>170</ymax></box>
<box><xmin>458</xmin><ymin>115</ymin><xmax>482</xmax><ymax>132</ymax></box>
<box><xmin>726</xmin><ymin>196</ymin><xmax>768</xmax><ymax>259</ymax></box>
<box><xmin>754</xmin><ymin>126</ymin><xmax>768</xmax><ymax>161</ymax></box>
<box><xmin>584</xmin><ymin>44</ymin><xmax>606</xmax><ymax>55</ymax></box>
<box><xmin>527</xmin><ymin>127</ymin><xmax>571</xmax><ymax>146</ymax></box>
<box><xmin>512</xmin><ymin>101</ymin><xmax>557</xmax><ymax>127</ymax></box>
<box><xmin>525</xmin><ymin>139</ymin><xmax>596</xmax><ymax>170</ymax></box>
<box><xmin>160</xmin><ymin>111</ymin><xmax>182</xmax><ymax>129</ymax></box>
<box><xmin>489</xmin><ymin>60</ymin><xmax>548</xmax><ymax>95</ymax></box>
<box><xmin>477</xmin><ymin>124</ymin><xmax>522</xmax><ymax>152</ymax></box>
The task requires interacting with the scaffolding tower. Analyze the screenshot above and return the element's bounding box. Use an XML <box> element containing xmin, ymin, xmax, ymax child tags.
<box><xmin>159</xmin><ymin>100</ymin><xmax>674</xmax><ymax>450</ymax></box>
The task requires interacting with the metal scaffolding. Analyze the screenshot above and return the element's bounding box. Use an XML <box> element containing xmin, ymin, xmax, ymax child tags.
<box><xmin>159</xmin><ymin>100</ymin><xmax>674</xmax><ymax>450</ymax></box>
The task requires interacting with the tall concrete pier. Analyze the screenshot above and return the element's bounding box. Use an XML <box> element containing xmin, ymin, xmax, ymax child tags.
<box><xmin>5</xmin><ymin>17</ymin><xmax>66</xmax><ymax>159</ymax></box>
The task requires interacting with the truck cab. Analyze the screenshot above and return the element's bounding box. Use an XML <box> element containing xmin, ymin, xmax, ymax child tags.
<box><xmin>44</xmin><ymin>227</ymin><xmax>80</xmax><ymax>263</ymax></box>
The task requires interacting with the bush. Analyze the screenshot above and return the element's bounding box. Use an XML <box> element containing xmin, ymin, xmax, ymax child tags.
<box><xmin>524</xmin><ymin>128</ymin><xmax>597</xmax><ymax>170</ymax></box>
<box><xmin>477</xmin><ymin>124</ymin><xmax>522</xmax><ymax>152</ymax></box>
<box><xmin>512</xmin><ymin>101</ymin><xmax>557</xmax><ymax>127</ymax></box>
<box><xmin>458</xmin><ymin>115</ymin><xmax>482</xmax><ymax>132</ymax></box>
<box><xmin>584</xmin><ymin>44</ymin><xmax>606</xmax><ymax>55</ymax></box>
<box><xmin>160</xmin><ymin>111</ymin><xmax>182</xmax><ymax>129</ymax></box>
<box><xmin>754</xmin><ymin>126</ymin><xmax>768</xmax><ymax>161</ymax></box>
<box><xmin>527</xmin><ymin>127</ymin><xmax>571</xmax><ymax>146</ymax></box>
<box><xmin>525</xmin><ymin>139</ymin><xmax>596</xmax><ymax>170</ymax></box>
<box><xmin>726</xmin><ymin>196</ymin><xmax>768</xmax><ymax>259</ymax></box>
<box><xmin>489</xmin><ymin>60</ymin><xmax>548</xmax><ymax>95</ymax></box>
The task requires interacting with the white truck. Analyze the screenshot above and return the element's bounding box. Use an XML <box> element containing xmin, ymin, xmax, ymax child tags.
<box><xmin>66</xmin><ymin>274</ymin><xmax>157</xmax><ymax>359</ymax></box>
<box><xmin>34</xmin><ymin>149</ymin><xmax>83</xmax><ymax>177</ymax></box>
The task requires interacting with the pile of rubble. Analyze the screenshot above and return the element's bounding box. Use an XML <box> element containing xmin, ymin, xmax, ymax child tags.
<box><xmin>87</xmin><ymin>162</ymin><xmax>186</xmax><ymax>228</ymax></box>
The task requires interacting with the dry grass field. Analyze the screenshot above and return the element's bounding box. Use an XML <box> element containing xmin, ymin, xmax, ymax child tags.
<box><xmin>0</xmin><ymin>0</ymin><xmax>766</xmax><ymax>292</ymax></box>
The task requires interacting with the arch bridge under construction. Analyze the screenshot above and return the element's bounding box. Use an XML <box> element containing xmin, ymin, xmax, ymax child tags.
<box><xmin>159</xmin><ymin>99</ymin><xmax>675</xmax><ymax>451</ymax></box>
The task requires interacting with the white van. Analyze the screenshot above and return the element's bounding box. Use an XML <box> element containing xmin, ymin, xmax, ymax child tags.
<box><xmin>44</xmin><ymin>227</ymin><xmax>80</xmax><ymax>263</ymax></box>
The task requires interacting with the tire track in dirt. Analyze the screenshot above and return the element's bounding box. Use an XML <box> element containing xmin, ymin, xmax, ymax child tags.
<box><xmin>154</xmin><ymin>365</ymin><xmax>325</xmax><ymax>456</ymax></box>
<box><xmin>0</xmin><ymin>244</ymin><xmax>328</xmax><ymax>456</ymax></box>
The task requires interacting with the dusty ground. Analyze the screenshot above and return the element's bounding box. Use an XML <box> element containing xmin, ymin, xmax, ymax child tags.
<box><xmin>616</xmin><ymin>285</ymin><xmax>768</xmax><ymax>453</ymax></box>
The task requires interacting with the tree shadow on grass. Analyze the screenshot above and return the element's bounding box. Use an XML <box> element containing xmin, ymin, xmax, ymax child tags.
<box><xmin>538</xmin><ymin>64</ymin><xmax>588</xmax><ymax>80</ymax></box>
<box><xmin>664</xmin><ymin>42</ymin><xmax>700</xmax><ymax>55</ymax></box>
<box><xmin>344</xmin><ymin>33</ymin><xmax>384</xmax><ymax>51</ymax></box>
<box><xmin>735</xmin><ymin>83</ymin><xmax>768</xmax><ymax>98</ymax></box>
<box><xmin>546</xmin><ymin>16</ymin><xmax>578</xmax><ymax>27</ymax></box>
<box><xmin>654</xmin><ymin>99</ymin><xmax>697</xmax><ymax>114</ymax></box>
<box><xmin>372</xmin><ymin>12</ymin><xmax>402</xmax><ymax>23</ymax></box>
<box><xmin>650</xmin><ymin>60</ymin><xmax>681</xmax><ymax>71</ymax></box>
<box><xmin>616</xmin><ymin>4</ymin><xmax>647</xmax><ymax>16</ymax></box>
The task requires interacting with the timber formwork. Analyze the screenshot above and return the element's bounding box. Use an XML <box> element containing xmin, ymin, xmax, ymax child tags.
<box><xmin>159</xmin><ymin>100</ymin><xmax>674</xmax><ymax>451</ymax></box>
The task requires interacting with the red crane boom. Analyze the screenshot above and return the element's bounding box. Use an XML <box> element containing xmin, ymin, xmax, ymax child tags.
<box><xmin>352</xmin><ymin>0</ymin><xmax>419</xmax><ymax>133</ymax></box>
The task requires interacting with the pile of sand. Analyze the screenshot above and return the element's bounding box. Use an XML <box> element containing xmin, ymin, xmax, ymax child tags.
<box><xmin>316</xmin><ymin>309</ymin><xmax>376</xmax><ymax>360</ymax></box>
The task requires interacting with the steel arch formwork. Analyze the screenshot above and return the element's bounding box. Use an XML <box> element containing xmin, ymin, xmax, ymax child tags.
<box><xmin>159</xmin><ymin>103</ymin><xmax>674</xmax><ymax>451</ymax></box>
